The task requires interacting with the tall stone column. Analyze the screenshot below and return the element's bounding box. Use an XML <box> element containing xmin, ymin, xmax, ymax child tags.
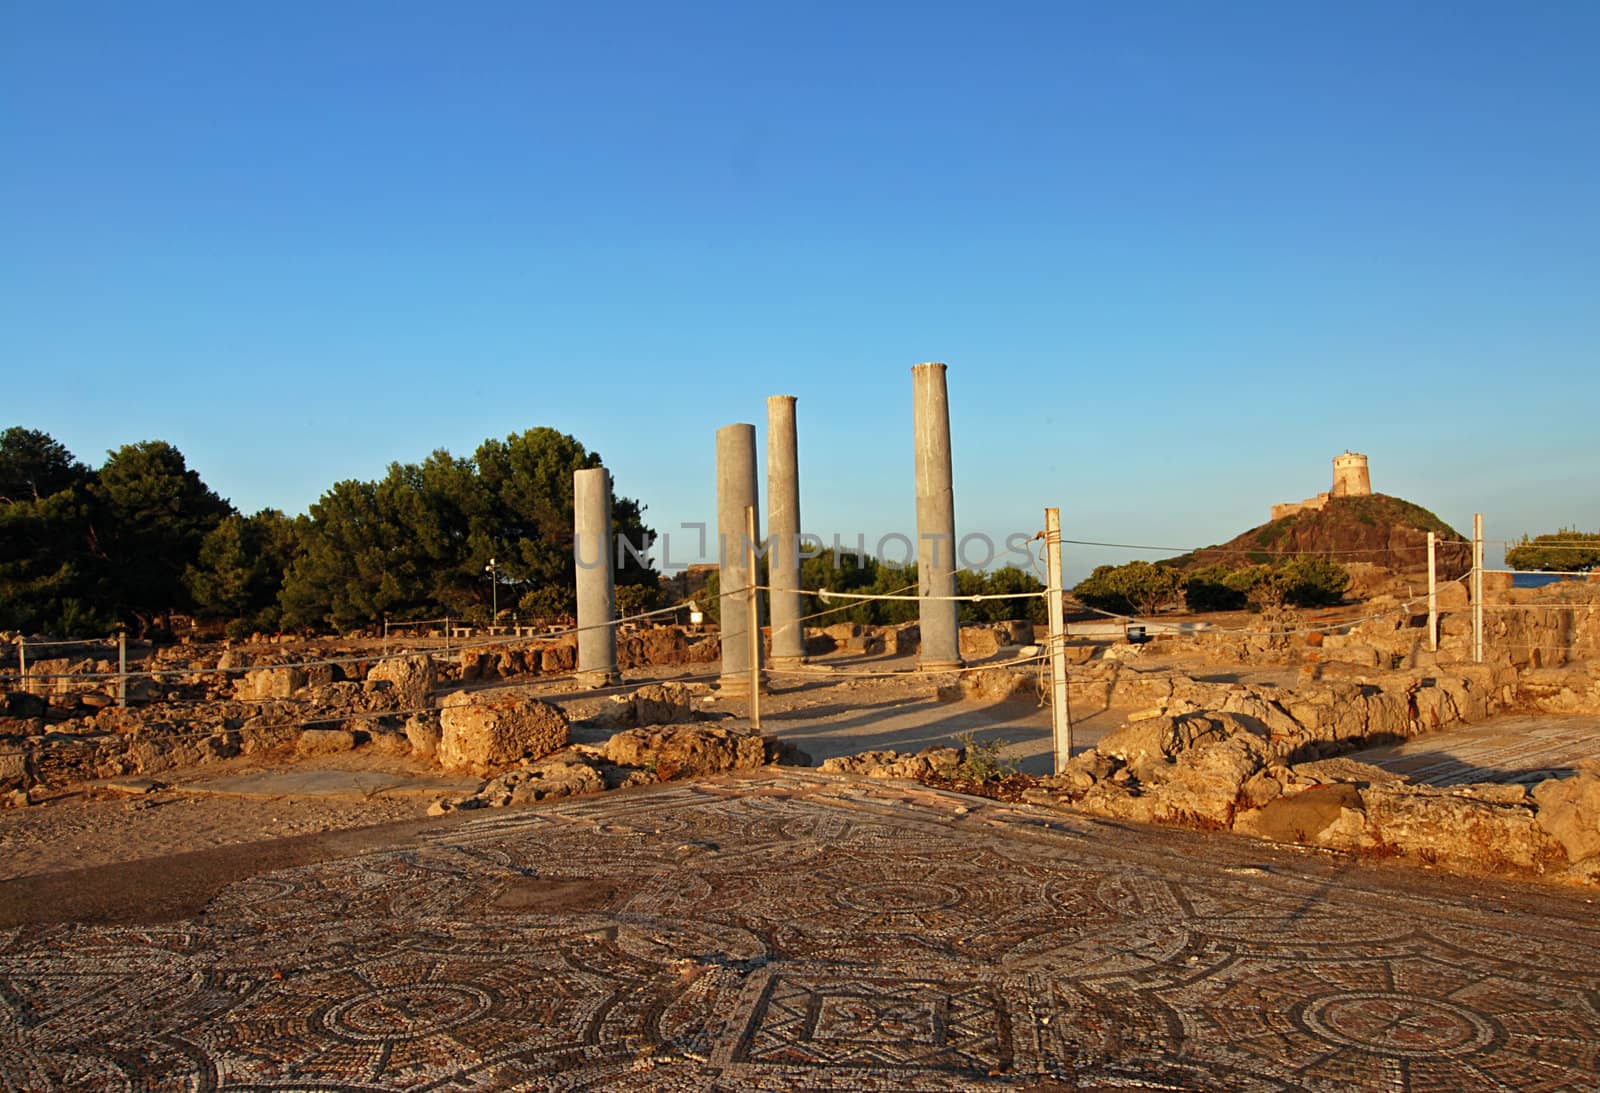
<box><xmin>766</xmin><ymin>395</ymin><xmax>806</xmax><ymax>668</ymax></box>
<box><xmin>573</xmin><ymin>466</ymin><xmax>618</xmax><ymax>687</ymax></box>
<box><xmin>716</xmin><ymin>423</ymin><xmax>763</xmax><ymax>693</ymax></box>
<box><xmin>913</xmin><ymin>362</ymin><xmax>961</xmax><ymax>670</ymax></box>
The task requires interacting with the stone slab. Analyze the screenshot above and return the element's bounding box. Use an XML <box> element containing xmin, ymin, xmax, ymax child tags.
<box><xmin>173</xmin><ymin>768</ymin><xmax>482</xmax><ymax>800</ymax></box>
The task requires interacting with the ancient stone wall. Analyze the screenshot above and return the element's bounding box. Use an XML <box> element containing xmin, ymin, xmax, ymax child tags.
<box><xmin>1269</xmin><ymin>492</ymin><xmax>1330</xmax><ymax>521</ymax></box>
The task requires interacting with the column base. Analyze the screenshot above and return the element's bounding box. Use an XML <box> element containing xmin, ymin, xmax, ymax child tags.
<box><xmin>768</xmin><ymin>655</ymin><xmax>808</xmax><ymax>671</ymax></box>
<box><xmin>716</xmin><ymin>673</ymin><xmax>768</xmax><ymax>696</ymax></box>
<box><xmin>574</xmin><ymin>670</ymin><xmax>619</xmax><ymax>690</ymax></box>
<box><xmin>917</xmin><ymin>657</ymin><xmax>964</xmax><ymax>673</ymax></box>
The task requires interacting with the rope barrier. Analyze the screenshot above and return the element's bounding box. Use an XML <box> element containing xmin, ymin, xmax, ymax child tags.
<box><xmin>807</xmin><ymin>587</ymin><xmax>1045</xmax><ymax>604</ymax></box>
<box><xmin>764</xmin><ymin>650</ymin><xmax>1051</xmax><ymax>682</ymax></box>
<box><xmin>1479</xmin><ymin>603</ymin><xmax>1600</xmax><ymax>612</ymax></box>
<box><xmin>1483</xmin><ymin>568</ymin><xmax>1597</xmax><ymax>578</ymax></box>
<box><xmin>1059</xmin><ymin>537</ymin><xmax>1473</xmax><ymax>557</ymax></box>
<box><xmin>794</xmin><ymin>582</ymin><xmax>919</xmax><ymax>624</ymax></box>
<box><xmin>9</xmin><ymin>637</ymin><xmax>118</xmax><ymax>650</ymax></box>
<box><xmin>4</xmin><ymin>600</ymin><xmax>700</xmax><ymax>685</ymax></box>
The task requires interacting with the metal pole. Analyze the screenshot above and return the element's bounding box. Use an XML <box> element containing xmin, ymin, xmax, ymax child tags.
<box><xmin>1426</xmin><ymin>532</ymin><xmax>1438</xmax><ymax>652</ymax></box>
<box><xmin>1045</xmin><ymin>509</ymin><xmax>1072</xmax><ymax>773</ymax></box>
<box><xmin>445</xmin><ymin>616</ymin><xmax>451</xmax><ymax>656</ymax></box>
<box><xmin>16</xmin><ymin>637</ymin><xmax>25</xmax><ymax>692</ymax></box>
<box><xmin>747</xmin><ymin>504</ymin><xmax>762</xmax><ymax>731</ymax></box>
<box><xmin>117</xmin><ymin>632</ymin><xmax>127</xmax><ymax>707</ymax></box>
<box><xmin>1472</xmin><ymin>514</ymin><xmax>1484</xmax><ymax>663</ymax></box>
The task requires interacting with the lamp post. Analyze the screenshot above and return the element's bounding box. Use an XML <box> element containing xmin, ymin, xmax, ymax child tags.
<box><xmin>486</xmin><ymin>557</ymin><xmax>498</xmax><ymax>623</ymax></box>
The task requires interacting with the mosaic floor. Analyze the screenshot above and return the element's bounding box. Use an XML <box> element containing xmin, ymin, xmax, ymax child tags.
<box><xmin>1356</xmin><ymin>713</ymin><xmax>1600</xmax><ymax>786</ymax></box>
<box><xmin>3</xmin><ymin>772</ymin><xmax>1598</xmax><ymax>1090</ymax></box>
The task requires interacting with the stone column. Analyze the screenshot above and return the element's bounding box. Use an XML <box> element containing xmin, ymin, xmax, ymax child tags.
<box><xmin>716</xmin><ymin>423</ymin><xmax>763</xmax><ymax>693</ymax></box>
<box><xmin>573</xmin><ymin>466</ymin><xmax>618</xmax><ymax>687</ymax></box>
<box><xmin>766</xmin><ymin>395</ymin><xmax>806</xmax><ymax>668</ymax></box>
<box><xmin>913</xmin><ymin>362</ymin><xmax>961</xmax><ymax>670</ymax></box>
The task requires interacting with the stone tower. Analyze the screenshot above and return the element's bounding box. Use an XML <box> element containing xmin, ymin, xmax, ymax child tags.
<box><xmin>1331</xmin><ymin>451</ymin><xmax>1371</xmax><ymax>498</ymax></box>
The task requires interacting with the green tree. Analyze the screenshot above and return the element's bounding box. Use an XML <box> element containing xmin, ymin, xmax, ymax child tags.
<box><xmin>1071</xmin><ymin>561</ymin><xmax>1182</xmax><ymax>616</ymax></box>
<box><xmin>185</xmin><ymin>509</ymin><xmax>299</xmax><ymax>635</ymax></box>
<box><xmin>88</xmin><ymin>441</ymin><xmax>232</xmax><ymax>635</ymax></box>
<box><xmin>1506</xmin><ymin>530</ymin><xmax>1600</xmax><ymax>572</ymax></box>
<box><xmin>279</xmin><ymin>428</ymin><xmax>656</xmax><ymax>631</ymax></box>
<box><xmin>0</xmin><ymin>427</ymin><xmax>90</xmax><ymax>503</ymax></box>
<box><xmin>0</xmin><ymin>429</ymin><xmax>103</xmax><ymax>634</ymax></box>
<box><xmin>963</xmin><ymin>564</ymin><xmax>1046</xmax><ymax>624</ymax></box>
<box><xmin>1183</xmin><ymin>564</ymin><xmax>1248</xmax><ymax>612</ymax></box>
<box><xmin>1221</xmin><ymin>558</ymin><xmax>1348</xmax><ymax>610</ymax></box>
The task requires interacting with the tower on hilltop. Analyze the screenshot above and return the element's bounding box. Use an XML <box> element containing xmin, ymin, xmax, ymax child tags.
<box><xmin>1331</xmin><ymin>451</ymin><xmax>1371</xmax><ymax>498</ymax></box>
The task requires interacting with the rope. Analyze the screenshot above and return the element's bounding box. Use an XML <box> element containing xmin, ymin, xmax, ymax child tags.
<box><xmin>803</xmin><ymin>586</ymin><xmax>1044</xmax><ymax>604</ymax></box>
<box><xmin>1060</xmin><ymin>538</ymin><xmax>1473</xmax><ymax>557</ymax></box>
<box><xmin>1483</xmin><ymin>568</ymin><xmax>1597</xmax><ymax>578</ymax></box>
<box><xmin>4</xmin><ymin>600</ymin><xmax>699</xmax><ymax>684</ymax></box>
<box><xmin>763</xmin><ymin>650</ymin><xmax>1050</xmax><ymax>682</ymax></box>
<box><xmin>10</xmin><ymin>640</ymin><xmax>118</xmax><ymax>649</ymax></box>
<box><xmin>794</xmin><ymin>582</ymin><xmax>919</xmax><ymax>624</ymax></box>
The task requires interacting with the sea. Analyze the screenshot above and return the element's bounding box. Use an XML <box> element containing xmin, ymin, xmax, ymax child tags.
<box><xmin>1513</xmin><ymin>572</ymin><xmax>1591</xmax><ymax>589</ymax></box>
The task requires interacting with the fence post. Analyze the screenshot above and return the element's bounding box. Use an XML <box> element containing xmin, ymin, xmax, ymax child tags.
<box><xmin>117</xmin><ymin>631</ymin><xmax>128</xmax><ymax>707</ymax></box>
<box><xmin>382</xmin><ymin>617</ymin><xmax>388</xmax><ymax>655</ymax></box>
<box><xmin>16</xmin><ymin>637</ymin><xmax>25</xmax><ymax>691</ymax></box>
<box><xmin>1045</xmin><ymin>508</ymin><xmax>1072</xmax><ymax>773</ymax></box>
<box><xmin>746</xmin><ymin>504</ymin><xmax>762</xmax><ymax>731</ymax></box>
<box><xmin>444</xmin><ymin>616</ymin><xmax>451</xmax><ymax>656</ymax></box>
<box><xmin>1427</xmin><ymin>531</ymin><xmax>1438</xmax><ymax>653</ymax></box>
<box><xmin>1472</xmin><ymin>513</ymin><xmax>1484</xmax><ymax>664</ymax></box>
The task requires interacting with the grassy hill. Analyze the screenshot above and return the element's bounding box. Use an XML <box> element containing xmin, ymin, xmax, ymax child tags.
<box><xmin>1172</xmin><ymin>494</ymin><xmax>1471</xmax><ymax>578</ymax></box>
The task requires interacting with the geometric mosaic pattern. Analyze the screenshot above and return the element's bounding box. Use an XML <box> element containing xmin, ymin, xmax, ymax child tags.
<box><xmin>3</xmin><ymin>771</ymin><xmax>1598</xmax><ymax>1090</ymax></box>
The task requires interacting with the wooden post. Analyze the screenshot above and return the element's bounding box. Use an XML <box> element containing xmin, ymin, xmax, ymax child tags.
<box><xmin>117</xmin><ymin>632</ymin><xmax>127</xmax><ymax>707</ymax></box>
<box><xmin>444</xmin><ymin>616</ymin><xmax>451</xmax><ymax>656</ymax></box>
<box><xmin>16</xmin><ymin>637</ymin><xmax>25</xmax><ymax>692</ymax></box>
<box><xmin>1427</xmin><ymin>531</ymin><xmax>1438</xmax><ymax>653</ymax></box>
<box><xmin>1471</xmin><ymin>514</ymin><xmax>1485</xmax><ymax>663</ymax></box>
<box><xmin>1045</xmin><ymin>508</ymin><xmax>1072</xmax><ymax>773</ymax></box>
<box><xmin>382</xmin><ymin>617</ymin><xmax>389</xmax><ymax>655</ymax></box>
<box><xmin>746</xmin><ymin>505</ymin><xmax>762</xmax><ymax>731</ymax></box>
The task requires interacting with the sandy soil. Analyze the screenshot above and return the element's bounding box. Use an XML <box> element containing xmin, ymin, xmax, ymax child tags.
<box><xmin>0</xmin><ymin>755</ymin><xmax>435</xmax><ymax>882</ymax></box>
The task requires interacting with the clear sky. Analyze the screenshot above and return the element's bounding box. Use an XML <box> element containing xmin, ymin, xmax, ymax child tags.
<box><xmin>4</xmin><ymin>1</ymin><xmax>1596</xmax><ymax>581</ymax></box>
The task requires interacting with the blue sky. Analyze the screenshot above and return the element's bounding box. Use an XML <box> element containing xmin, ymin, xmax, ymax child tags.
<box><xmin>4</xmin><ymin>1</ymin><xmax>1596</xmax><ymax>580</ymax></box>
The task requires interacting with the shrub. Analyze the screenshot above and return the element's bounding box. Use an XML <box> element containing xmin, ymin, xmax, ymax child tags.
<box><xmin>1506</xmin><ymin>530</ymin><xmax>1600</xmax><ymax>572</ymax></box>
<box><xmin>1071</xmin><ymin>561</ymin><xmax>1182</xmax><ymax>616</ymax></box>
<box><xmin>954</xmin><ymin>731</ymin><xmax>1016</xmax><ymax>782</ymax></box>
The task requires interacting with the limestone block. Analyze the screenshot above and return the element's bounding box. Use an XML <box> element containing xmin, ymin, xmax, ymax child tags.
<box><xmin>1532</xmin><ymin>765</ymin><xmax>1600</xmax><ymax>863</ymax></box>
<box><xmin>958</xmin><ymin>626</ymin><xmax>1000</xmax><ymax>661</ymax></box>
<box><xmin>602</xmin><ymin>724</ymin><xmax>768</xmax><ymax>780</ymax></box>
<box><xmin>367</xmin><ymin>655</ymin><xmax>436</xmax><ymax>711</ymax></box>
<box><xmin>235</xmin><ymin>666</ymin><xmax>308</xmax><ymax>701</ymax></box>
<box><xmin>404</xmin><ymin>714</ymin><xmax>442</xmax><ymax>761</ymax></box>
<box><xmin>1360</xmin><ymin>783</ymin><xmax>1556</xmax><ymax>871</ymax></box>
<box><xmin>631</xmin><ymin>682</ymin><xmax>694</xmax><ymax>726</ymax></box>
<box><xmin>296</xmin><ymin>729</ymin><xmax>356</xmax><ymax>756</ymax></box>
<box><xmin>438</xmin><ymin>690</ymin><xmax>570</xmax><ymax>776</ymax></box>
